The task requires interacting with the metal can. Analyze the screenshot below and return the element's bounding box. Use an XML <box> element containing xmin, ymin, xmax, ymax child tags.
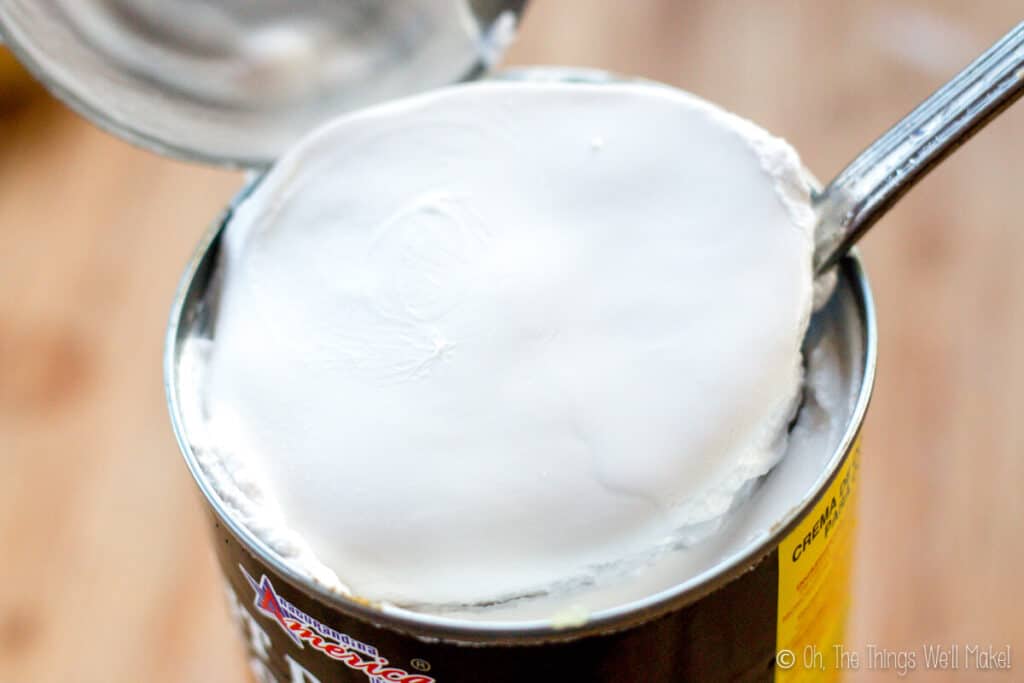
<box><xmin>2</xmin><ymin>5</ymin><xmax>876</xmax><ymax>679</ymax></box>
<box><xmin>165</xmin><ymin>181</ymin><xmax>876</xmax><ymax>683</ymax></box>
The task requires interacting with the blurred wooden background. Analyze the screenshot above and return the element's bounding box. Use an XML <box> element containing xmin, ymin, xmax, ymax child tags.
<box><xmin>1</xmin><ymin>2</ymin><xmax>1022</xmax><ymax>681</ymax></box>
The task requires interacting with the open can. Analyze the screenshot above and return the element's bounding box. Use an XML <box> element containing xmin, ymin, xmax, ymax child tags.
<box><xmin>1</xmin><ymin>3</ymin><xmax>876</xmax><ymax>681</ymax></box>
<box><xmin>168</xmin><ymin>214</ymin><xmax>875</xmax><ymax>683</ymax></box>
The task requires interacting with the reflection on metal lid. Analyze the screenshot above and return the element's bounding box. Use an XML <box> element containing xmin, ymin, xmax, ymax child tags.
<box><xmin>0</xmin><ymin>0</ymin><xmax>526</xmax><ymax>167</ymax></box>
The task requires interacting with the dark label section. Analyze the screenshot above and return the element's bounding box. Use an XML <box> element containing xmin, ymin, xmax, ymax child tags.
<box><xmin>209</xmin><ymin>518</ymin><xmax>780</xmax><ymax>683</ymax></box>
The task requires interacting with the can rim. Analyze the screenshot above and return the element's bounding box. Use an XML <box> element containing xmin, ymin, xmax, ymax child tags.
<box><xmin>165</xmin><ymin>187</ymin><xmax>877</xmax><ymax>648</ymax></box>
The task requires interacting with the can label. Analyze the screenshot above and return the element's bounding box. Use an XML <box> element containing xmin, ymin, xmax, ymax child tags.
<box><xmin>775</xmin><ymin>437</ymin><xmax>861</xmax><ymax>681</ymax></box>
<box><xmin>236</xmin><ymin>566</ymin><xmax>432</xmax><ymax>682</ymax></box>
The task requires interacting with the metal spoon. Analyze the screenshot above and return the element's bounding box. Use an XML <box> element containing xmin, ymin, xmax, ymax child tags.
<box><xmin>814</xmin><ymin>21</ymin><xmax>1024</xmax><ymax>274</ymax></box>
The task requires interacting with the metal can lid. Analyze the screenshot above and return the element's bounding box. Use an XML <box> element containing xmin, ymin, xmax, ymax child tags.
<box><xmin>0</xmin><ymin>0</ymin><xmax>525</xmax><ymax>168</ymax></box>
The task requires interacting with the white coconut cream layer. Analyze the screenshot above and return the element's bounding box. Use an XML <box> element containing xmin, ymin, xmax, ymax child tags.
<box><xmin>190</xmin><ymin>80</ymin><xmax>819</xmax><ymax>609</ymax></box>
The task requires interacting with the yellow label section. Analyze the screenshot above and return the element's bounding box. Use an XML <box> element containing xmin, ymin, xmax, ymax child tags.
<box><xmin>776</xmin><ymin>437</ymin><xmax>860</xmax><ymax>682</ymax></box>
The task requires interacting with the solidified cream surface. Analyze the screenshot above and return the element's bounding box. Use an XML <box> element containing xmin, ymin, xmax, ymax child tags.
<box><xmin>198</xmin><ymin>80</ymin><xmax>817</xmax><ymax>608</ymax></box>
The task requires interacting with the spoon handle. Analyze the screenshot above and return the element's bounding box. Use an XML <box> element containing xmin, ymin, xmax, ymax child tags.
<box><xmin>814</xmin><ymin>21</ymin><xmax>1024</xmax><ymax>274</ymax></box>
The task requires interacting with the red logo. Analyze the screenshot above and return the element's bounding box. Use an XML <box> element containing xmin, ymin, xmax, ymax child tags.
<box><xmin>240</xmin><ymin>565</ymin><xmax>436</xmax><ymax>683</ymax></box>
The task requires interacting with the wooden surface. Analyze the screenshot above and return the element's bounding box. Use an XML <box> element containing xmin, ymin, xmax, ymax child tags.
<box><xmin>2</xmin><ymin>2</ymin><xmax>1022</xmax><ymax>681</ymax></box>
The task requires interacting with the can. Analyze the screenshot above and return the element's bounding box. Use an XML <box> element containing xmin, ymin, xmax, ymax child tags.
<box><xmin>2</xmin><ymin>5</ymin><xmax>876</xmax><ymax>680</ymax></box>
<box><xmin>165</xmin><ymin>178</ymin><xmax>876</xmax><ymax>683</ymax></box>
